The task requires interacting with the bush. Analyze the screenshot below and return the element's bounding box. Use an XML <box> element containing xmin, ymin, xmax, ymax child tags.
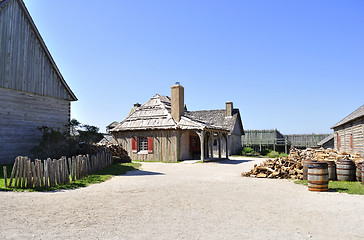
<box><xmin>267</xmin><ymin>151</ymin><xmax>279</xmax><ymax>158</ymax></box>
<box><xmin>259</xmin><ymin>149</ymin><xmax>271</xmax><ymax>156</ymax></box>
<box><xmin>242</xmin><ymin>147</ymin><xmax>255</xmax><ymax>156</ymax></box>
<box><xmin>279</xmin><ymin>153</ymin><xmax>288</xmax><ymax>157</ymax></box>
<box><xmin>31</xmin><ymin>120</ymin><xmax>105</xmax><ymax>160</ymax></box>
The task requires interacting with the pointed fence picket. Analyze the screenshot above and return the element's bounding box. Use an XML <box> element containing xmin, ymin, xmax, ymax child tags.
<box><xmin>5</xmin><ymin>149</ymin><xmax>112</xmax><ymax>189</ymax></box>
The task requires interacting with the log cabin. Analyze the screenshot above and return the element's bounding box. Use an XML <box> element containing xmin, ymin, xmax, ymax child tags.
<box><xmin>111</xmin><ymin>84</ymin><xmax>244</xmax><ymax>162</ymax></box>
<box><xmin>331</xmin><ymin>104</ymin><xmax>364</xmax><ymax>154</ymax></box>
<box><xmin>0</xmin><ymin>0</ymin><xmax>77</xmax><ymax>163</ymax></box>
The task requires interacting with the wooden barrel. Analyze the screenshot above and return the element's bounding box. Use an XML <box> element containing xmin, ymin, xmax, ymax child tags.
<box><xmin>307</xmin><ymin>162</ymin><xmax>329</xmax><ymax>192</ymax></box>
<box><xmin>303</xmin><ymin>159</ymin><xmax>317</xmax><ymax>180</ymax></box>
<box><xmin>356</xmin><ymin>163</ymin><xmax>363</xmax><ymax>182</ymax></box>
<box><xmin>324</xmin><ymin>160</ymin><xmax>337</xmax><ymax>181</ymax></box>
<box><xmin>336</xmin><ymin>159</ymin><xmax>356</xmax><ymax>181</ymax></box>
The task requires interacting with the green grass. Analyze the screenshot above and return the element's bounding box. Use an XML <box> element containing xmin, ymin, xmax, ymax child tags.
<box><xmin>0</xmin><ymin>162</ymin><xmax>141</xmax><ymax>192</ymax></box>
<box><xmin>295</xmin><ymin>180</ymin><xmax>364</xmax><ymax>195</ymax></box>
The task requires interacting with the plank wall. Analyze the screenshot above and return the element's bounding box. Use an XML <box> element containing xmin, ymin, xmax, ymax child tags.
<box><xmin>334</xmin><ymin>117</ymin><xmax>364</xmax><ymax>154</ymax></box>
<box><xmin>0</xmin><ymin>0</ymin><xmax>73</xmax><ymax>101</ymax></box>
<box><xmin>114</xmin><ymin>130</ymin><xmax>179</xmax><ymax>162</ymax></box>
<box><xmin>0</xmin><ymin>88</ymin><xmax>70</xmax><ymax>163</ymax></box>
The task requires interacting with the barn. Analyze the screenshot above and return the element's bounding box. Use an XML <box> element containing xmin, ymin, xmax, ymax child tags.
<box><xmin>331</xmin><ymin>104</ymin><xmax>364</xmax><ymax>154</ymax></box>
<box><xmin>0</xmin><ymin>0</ymin><xmax>77</xmax><ymax>163</ymax></box>
<box><xmin>111</xmin><ymin>84</ymin><xmax>244</xmax><ymax>162</ymax></box>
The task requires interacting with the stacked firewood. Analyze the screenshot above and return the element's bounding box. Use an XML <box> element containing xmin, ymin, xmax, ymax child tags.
<box><xmin>241</xmin><ymin>147</ymin><xmax>363</xmax><ymax>179</ymax></box>
<box><xmin>241</xmin><ymin>156</ymin><xmax>303</xmax><ymax>179</ymax></box>
<box><xmin>106</xmin><ymin>144</ymin><xmax>131</xmax><ymax>163</ymax></box>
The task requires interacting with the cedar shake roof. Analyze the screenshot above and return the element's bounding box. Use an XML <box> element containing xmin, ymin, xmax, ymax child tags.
<box><xmin>185</xmin><ymin>109</ymin><xmax>244</xmax><ymax>135</ymax></box>
<box><xmin>107</xmin><ymin>121</ymin><xmax>119</xmax><ymax>129</ymax></box>
<box><xmin>112</xmin><ymin>94</ymin><xmax>230</xmax><ymax>132</ymax></box>
<box><xmin>331</xmin><ymin>104</ymin><xmax>364</xmax><ymax>129</ymax></box>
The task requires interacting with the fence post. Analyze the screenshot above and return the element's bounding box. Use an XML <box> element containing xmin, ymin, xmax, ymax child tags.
<box><xmin>9</xmin><ymin>157</ymin><xmax>18</xmax><ymax>188</ymax></box>
<box><xmin>40</xmin><ymin>160</ymin><xmax>44</xmax><ymax>188</ymax></box>
<box><xmin>3</xmin><ymin>166</ymin><xmax>7</xmax><ymax>188</ymax></box>
<box><xmin>21</xmin><ymin>157</ymin><xmax>26</xmax><ymax>188</ymax></box>
<box><xmin>44</xmin><ymin>160</ymin><xmax>48</xmax><ymax>188</ymax></box>
<box><xmin>31</xmin><ymin>161</ymin><xmax>36</xmax><ymax>188</ymax></box>
<box><xmin>26</xmin><ymin>158</ymin><xmax>32</xmax><ymax>188</ymax></box>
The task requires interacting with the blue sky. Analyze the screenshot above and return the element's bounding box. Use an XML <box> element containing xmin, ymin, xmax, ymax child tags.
<box><xmin>24</xmin><ymin>0</ymin><xmax>364</xmax><ymax>134</ymax></box>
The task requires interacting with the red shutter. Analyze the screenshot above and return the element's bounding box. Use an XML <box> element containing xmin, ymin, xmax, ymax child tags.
<box><xmin>147</xmin><ymin>137</ymin><xmax>153</xmax><ymax>153</ymax></box>
<box><xmin>132</xmin><ymin>136</ymin><xmax>137</xmax><ymax>153</ymax></box>
<box><xmin>337</xmin><ymin>133</ymin><xmax>341</xmax><ymax>151</ymax></box>
<box><xmin>351</xmin><ymin>135</ymin><xmax>353</xmax><ymax>149</ymax></box>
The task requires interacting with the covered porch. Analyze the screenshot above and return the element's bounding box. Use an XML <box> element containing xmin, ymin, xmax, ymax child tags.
<box><xmin>179</xmin><ymin>129</ymin><xmax>229</xmax><ymax>161</ymax></box>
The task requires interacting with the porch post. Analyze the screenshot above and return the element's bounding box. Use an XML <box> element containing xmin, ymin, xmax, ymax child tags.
<box><xmin>218</xmin><ymin>133</ymin><xmax>222</xmax><ymax>159</ymax></box>
<box><xmin>198</xmin><ymin>130</ymin><xmax>205</xmax><ymax>162</ymax></box>
<box><xmin>209</xmin><ymin>132</ymin><xmax>214</xmax><ymax>159</ymax></box>
<box><xmin>225</xmin><ymin>133</ymin><xmax>229</xmax><ymax>159</ymax></box>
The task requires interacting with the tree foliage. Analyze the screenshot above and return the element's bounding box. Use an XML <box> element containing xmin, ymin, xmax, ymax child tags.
<box><xmin>31</xmin><ymin>119</ymin><xmax>104</xmax><ymax>160</ymax></box>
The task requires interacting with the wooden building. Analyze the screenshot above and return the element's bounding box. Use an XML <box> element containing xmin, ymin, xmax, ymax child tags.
<box><xmin>331</xmin><ymin>104</ymin><xmax>364</xmax><ymax>154</ymax></box>
<box><xmin>242</xmin><ymin>129</ymin><xmax>289</xmax><ymax>153</ymax></box>
<box><xmin>317</xmin><ymin>134</ymin><xmax>334</xmax><ymax>149</ymax></box>
<box><xmin>0</xmin><ymin>0</ymin><xmax>77</xmax><ymax>163</ymax></box>
<box><xmin>284</xmin><ymin>134</ymin><xmax>330</xmax><ymax>149</ymax></box>
<box><xmin>111</xmin><ymin>84</ymin><xmax>244</xmax><ymax>162</ymax></box>
<box><xmin>243</xmin><ymin>130</ymin><xmax>330</xmax><ymax>153</ymax></box>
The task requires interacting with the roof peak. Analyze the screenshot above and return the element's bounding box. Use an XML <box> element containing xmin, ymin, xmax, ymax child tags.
<box><xmin>332</xmin><ymin>104</ymin><xmax>364</xmax><ymax>129</ymax></box>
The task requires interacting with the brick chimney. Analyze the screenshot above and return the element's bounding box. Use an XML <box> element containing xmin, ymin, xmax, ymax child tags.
<box><xmin>171</xmin><ymin>83</ymin><xmax>184</xmax><ymax>122</ymax></box>
<box><xmin>226</xmin><ymin>102</ymin><xmax>233</xmax><ymax>117</ymax></box>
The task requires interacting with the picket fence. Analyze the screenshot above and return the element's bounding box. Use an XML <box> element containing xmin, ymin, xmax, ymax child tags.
<box><xmin>3</xmin><ymin>150</ymin><xmax>112</xmax><ymax>189</ymax></box>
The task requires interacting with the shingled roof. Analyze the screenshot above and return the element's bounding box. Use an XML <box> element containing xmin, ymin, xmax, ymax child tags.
<box><xmin>112</xmin><ymin>94</ymin><xmax>229</xmax><ymax>132</ymax></box>
<box><xmin>185</xmin><ymin>109</ymin><xmax>244</xmax><ymax>135</ymax></box>
<box><xmin>317</xmin><ymin>133</ymin><xmax>334</xmax><ymax>146</ymax></box>
<box><xmin>331</xmin><ymin>104</ymin><xmax>364</xmax><ymax>129</ymax></box>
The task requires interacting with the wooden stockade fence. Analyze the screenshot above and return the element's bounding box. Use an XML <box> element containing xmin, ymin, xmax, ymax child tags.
<box><xmin>3</xmin><ymin>150</ymin><xmax>112</xmax><ymax>189</ymax></box>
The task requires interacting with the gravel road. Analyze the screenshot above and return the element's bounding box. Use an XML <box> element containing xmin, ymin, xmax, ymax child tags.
<box><xmin>1</xmin><ymin>157</ymin><xmax>363</xmax><ymax>240</ymax></box>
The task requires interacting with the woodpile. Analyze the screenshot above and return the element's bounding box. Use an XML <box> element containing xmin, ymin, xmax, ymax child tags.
<box><xmin>242</xmin><ymin>147</ymin><xmax>364</xmax><ymax>180</ymax></box>
<box><xmin>106</xmin><ymin>145</ymin><xmax>131</xmax><ymax>163</ymax></box>
<box><xmin>241</xmin><ymin>155</ymin><xmax>303</xmax><ymax>179</ymax></box>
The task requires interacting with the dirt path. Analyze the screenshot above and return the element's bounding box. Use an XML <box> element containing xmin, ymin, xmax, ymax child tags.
<box><xmin>0</xmin><ymin>157</ymin><xmax>363</xmax><ymax>239</ymax></box>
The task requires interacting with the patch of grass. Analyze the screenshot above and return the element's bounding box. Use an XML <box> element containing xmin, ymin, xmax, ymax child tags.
<box><xmin>295</xmin><ymin>180</ymin><xmax>364</xmax><ymax>195</ymax></box>
<box><xmin>0</xmin><ymin>162</ymin><xmax>141</xmax><ymax>192</ymax></box>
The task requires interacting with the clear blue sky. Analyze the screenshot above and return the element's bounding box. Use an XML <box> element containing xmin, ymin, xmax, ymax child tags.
<box><xmin>24</xmin><ymin>0</ymin><xmax>364</xmax><ymax>134</ymax></box>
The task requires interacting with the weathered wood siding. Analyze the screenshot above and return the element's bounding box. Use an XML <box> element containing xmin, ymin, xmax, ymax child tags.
<box><xmin>284</xmin><ymin>134</ymin><xmax>329</xmax><ymax>148</ymax></box>
<box><xmin>0</xmin><ymin>0</ymin><xmax>74</xmax><ymax>101</ymax></box>
<box><xmin>114</xmin><ymin>130</ymin><xmax>179</xmax><ymax>162</ymax></box>
<box><xmin>0</xmin><ymin>87</ymin><xmax>70</xmax><ymax>164</ymax></box>
<box><xmin>333</xmin><ymin>117</ymin><xmax>364</xmax><ymax>154</ymax></box>
<box><xmin>229</xmin><ymin>119</ymin><xmax>243</xmax><ymax>155</ymax></box>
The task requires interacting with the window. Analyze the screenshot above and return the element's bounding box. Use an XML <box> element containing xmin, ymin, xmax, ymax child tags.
<box><xmin>138</xmin><ymin>137</ymin><xmax>148</xmax><ymax>151</ymax></box>
<box><xmin>132</xmin><ymin>136</ymin><xmax>153</xmax><ymax>153</ymax></box>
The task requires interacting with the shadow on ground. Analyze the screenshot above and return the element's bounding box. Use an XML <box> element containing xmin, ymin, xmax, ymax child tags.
<box><xmin>126</xmin><ymin>170</ymin><xmax>164</xmax><ymax>176</ymax></box>
<box><xmin>205</xmin><ymin>159</ymin><xmax>253</xmax><ymax>165</ymax></box>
